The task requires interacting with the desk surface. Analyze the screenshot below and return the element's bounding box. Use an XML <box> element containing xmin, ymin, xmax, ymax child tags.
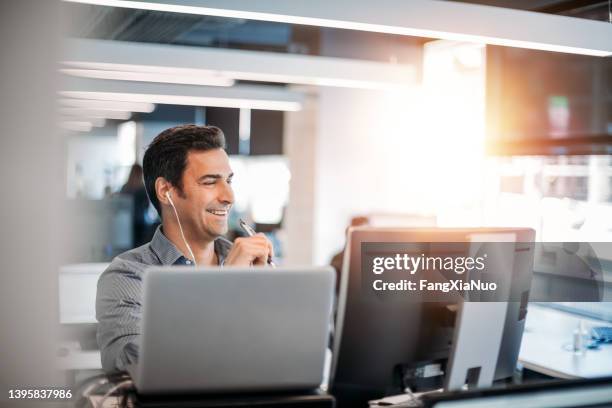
<box><xmin>58</xmin><ymin>348</ymin><xmax>101</xmax><ymax>371</ymax></box>
<box><xmin>519</xmin><ymin>304</ymin><xmax>612</xmax><ymax>379</ymax></box>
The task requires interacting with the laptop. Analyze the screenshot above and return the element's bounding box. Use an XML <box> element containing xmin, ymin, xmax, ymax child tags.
<box><xmin>128</xmin><ymin>266</ymin><xmax>335</xmax><ymax>395</ymax></box>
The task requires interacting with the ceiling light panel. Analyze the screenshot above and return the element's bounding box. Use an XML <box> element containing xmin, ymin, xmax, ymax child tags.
<box><xmin>60</xmin><ymin>78</ymin><xmax>304</xmax><ymax>111</ymax></box>
<box><xmin>64</xmin><ymin>0</ymin><xmax>612</xmax><ymax>56</ymax></box>
<box><xmin>58</xmin><ymin>98</ymin><xmax>156</xmax><ymax>112</ymax></box>
<box><xmin>60</xmin><ymin>68</ymin><xmax>234</xmax><ymax>87</ymax></box>
<box><xmin>64</xmin><ymin>38</ymin><xmax>416</xmax><ymax>90</ymax></box>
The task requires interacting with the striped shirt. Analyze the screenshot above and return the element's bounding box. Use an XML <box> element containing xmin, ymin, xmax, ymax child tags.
<box><xmin>95</xmin><ymin>225</ymin><xmax>232</xmax><ymax>373</ymax></box>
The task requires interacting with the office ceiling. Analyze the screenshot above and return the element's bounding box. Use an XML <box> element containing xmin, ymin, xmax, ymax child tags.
<box><xmin>59</xmin><ymin>0</ymin><xmax>610</xmax><ymax>129</ymax></box>
<box><xmin>64</xmin><ymin>5</ymin><xmax>298</xmax><ymax>52</ymax></box>
<box><xmin>63</xmin><ymin>0</ymin><xmax>610</xmax><ymax>59</ymax></box>
<box><xmin>450</xmin><ymin>0</ymin><xmax>610</xmax><ymax>18</ymax></box>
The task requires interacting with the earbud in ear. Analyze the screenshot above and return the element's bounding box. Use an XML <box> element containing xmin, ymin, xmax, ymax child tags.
<box><xmin>165</xmin><ymin>190</ymin><xmax>176</xmax><ymax>207</ymax></box>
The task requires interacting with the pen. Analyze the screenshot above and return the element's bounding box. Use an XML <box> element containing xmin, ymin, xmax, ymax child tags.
<box><xmin>239</xmin><ymin>218</ymin><xmax>276</xmax><ymax>267</ymax></box>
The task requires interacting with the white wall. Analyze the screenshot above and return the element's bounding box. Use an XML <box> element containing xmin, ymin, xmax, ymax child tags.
<box><xmin>312</xmin><ymin>87</ymin><xmax>420</xmax><ymax>265</ymax></box>
<box><xmin>283</xmin><ymin>88</ymin><xmax>318</xmax><ymax>265</ymax></box>
<box><xmin>284</xmin><ymin>30</ymin><xmax>426</xmax><ymax>265</ymax></box>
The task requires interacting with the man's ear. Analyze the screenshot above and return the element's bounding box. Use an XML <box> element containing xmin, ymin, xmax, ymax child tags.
<box><xmin>155</xmin><ymin>177</ymin><xmax>172</xmax><ymax>206</ymax></box>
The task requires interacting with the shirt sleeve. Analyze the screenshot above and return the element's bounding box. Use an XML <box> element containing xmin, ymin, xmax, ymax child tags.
<box><xmin>95</xmin><ymin>262</ymin><xmax>143</xmax><ymax>374</ymax></box>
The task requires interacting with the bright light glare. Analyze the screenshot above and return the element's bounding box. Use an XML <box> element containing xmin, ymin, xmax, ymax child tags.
<box><xmin>228</xmin><ymin>157</ymin><xmax>290</xmax><ymax>224</ymax></box>
<box><xmin>424</xmin><ymin>41</ymin><xmax>486</xmax><ymax>223</ymax></box>
<box><xmin>250</xmin><ymin>160</ymin><xmax>291</xmax><ymax>224</ymax></box>
<box><xmin>382</xmin><ymin>40</ymin><xmax>487</xmax><ymax>223</ymax></box>
<box><xmin>453</xmin><ymin>43</ymin><xmax>484</xmax><ymax>69</ymax></box>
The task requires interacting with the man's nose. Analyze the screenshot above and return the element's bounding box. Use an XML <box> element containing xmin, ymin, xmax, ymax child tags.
<box><xmin>218</xmin><ymin>180</ymin><xmax>234</xmax><ymax>205</ymax></box>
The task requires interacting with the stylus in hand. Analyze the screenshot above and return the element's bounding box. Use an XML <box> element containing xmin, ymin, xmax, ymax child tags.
<box><xmin>239</xmin><ymin>218</ymin><xmax>276</xmax><ymax>267</ymax></box>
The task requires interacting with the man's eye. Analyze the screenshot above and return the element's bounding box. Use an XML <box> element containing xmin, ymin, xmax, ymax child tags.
<box><xmin>227</xmin><ymin>178</ymin><xmax>233</xmax><ymax>185</ymax></box>
<box><xmin>202</xmin><ymin>180</ymin><xmax>216</xmax><ymax>185</ymax></box>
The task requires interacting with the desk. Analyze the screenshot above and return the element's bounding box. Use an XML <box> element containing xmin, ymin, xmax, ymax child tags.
<box><xmin>519</xmin><ymin>304</ymin><xmax>612</xmax><ymax>379</ymax></box>
<box><xmin>58</xmin><ymin>347</ymin><xmax>101</xmax><ymax>371</ymax></box>
<box><xmin>62</xmin><ymin>304</ymin><xmax>612</xmax><ymax>388</ymax></box>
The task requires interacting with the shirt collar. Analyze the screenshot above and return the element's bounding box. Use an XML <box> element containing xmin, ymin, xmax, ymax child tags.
<box><xmin>149</xmin><ymin>225</ymin><xmax>231</xmax><ymax>266</ymax></box>
<box><xmin>150</xmin><ymin>225</ymin><xmax>186</xmax><ymax>266</ymax></box>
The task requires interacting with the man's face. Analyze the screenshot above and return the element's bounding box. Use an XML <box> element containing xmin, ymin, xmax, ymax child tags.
<box><xmin>173</xmin><ymin>148</ymin><xmax>234</xmax><ymax>241</ymax></box>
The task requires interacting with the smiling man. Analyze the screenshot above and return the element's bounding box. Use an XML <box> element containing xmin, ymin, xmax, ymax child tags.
<box><xmin>96</xmin><ymin>125</ymin><xmax>274</xmax><ymax>373</ymax></box>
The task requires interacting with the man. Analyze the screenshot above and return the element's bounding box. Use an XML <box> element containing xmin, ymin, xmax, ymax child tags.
<box><xmin>96</xmin><ymin>125</ymin><xmax>274</xmax><ymax>373</ymax></box>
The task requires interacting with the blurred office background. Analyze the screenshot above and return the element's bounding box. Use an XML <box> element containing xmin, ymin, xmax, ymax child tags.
<box><xmin>2</xmin><ymin>0</ymin><xmax>611</xmax><ymax>394</ymax></box>
<box><xmin>57</xmin><ymin>2</ymin><xmax>612</xmax><ymax>267</ymax></box>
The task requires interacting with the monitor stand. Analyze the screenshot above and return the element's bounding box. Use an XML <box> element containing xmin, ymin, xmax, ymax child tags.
<box><xmin>444</xmin><ymin>301</ymin><xmax>508</xmax><ymax>391</ymax></box>
<box><xmin>444</xmin><ymin>235</ymin><xmax>517</xmax><ymax>391</ymax></box>
<box><xmin>370</xmin><ymin>301</ymin><xmax>509</xmax><ymax>406</ymax></box>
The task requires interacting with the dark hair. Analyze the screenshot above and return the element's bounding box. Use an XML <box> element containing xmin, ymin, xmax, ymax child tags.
<box><xmin>143</xmin><ymin>124</ymin><xmax>226</xmax><ymax>215</ymax></box>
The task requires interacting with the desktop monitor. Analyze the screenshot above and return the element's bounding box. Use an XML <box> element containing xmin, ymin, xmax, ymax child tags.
<box><xmin>330</xmin><ymin>227</ymin><xmax>535</xmax><ymax>403</ymax></box>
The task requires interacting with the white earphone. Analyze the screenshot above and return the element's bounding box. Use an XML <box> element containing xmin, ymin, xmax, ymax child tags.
<box><xmin>166</xmin><ymin>191</ymin><xmax>197</xmax><ymax>267</ymax></box>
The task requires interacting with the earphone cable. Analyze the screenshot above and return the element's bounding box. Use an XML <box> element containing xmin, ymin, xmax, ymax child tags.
<box><xmin>167</xmin><ymin>193</ymin><xmax>198</xmax><ymax>267</ymax></box>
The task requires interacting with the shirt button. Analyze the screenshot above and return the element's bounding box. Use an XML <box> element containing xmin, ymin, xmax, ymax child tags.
<box><xmin>185</xmin><ymin>260</ymin><xmax>191</xmax><ymax>265</ymax></box>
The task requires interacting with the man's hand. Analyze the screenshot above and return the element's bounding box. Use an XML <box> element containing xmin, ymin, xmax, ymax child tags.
<box><xmin>224</xmin><ymin>233</ymin><xmax>275</xmax><ymax>266</ymax></box>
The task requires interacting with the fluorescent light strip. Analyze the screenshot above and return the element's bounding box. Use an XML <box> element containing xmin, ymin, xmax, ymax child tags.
<box><xmin>59</xmin><ymin>107</ymin><xmax>132</xmax><ymax>120</ymax></box>
<box><xmin>64</xmin><ymin>61</ymin><xmax>408</xmax><ymax>91</ymax></box>
<box><xmin>60</xmin><ymin>118</ymin><xmax>107</xmax><ymax>131</ymax></box>
<box><xmin>59</xmin><ymin>91</ymin><xmax>302</xmax><ymax>112</ymax></box>
<box><xmin>60</xmin><ymin>121</ymin><xmax>93</xmax><ymax>132</ymax></box>
<box><xmin>63</xmin><ymin>61</ymin><xmax>224</xmax><ymax>77</ymax></box>
<box><xmin>60</xmin><ymin>68</ymin><xmax>235</xmax><ymax>87</ymax></box>
<box><xmin>58</xmin><ymin>98</ymin><xmax>155</xmax><ymax>112</ymax></box>
<box><xmin>63</xmin><ymin>0</ymin><xmax>612</xmax><ymax>57</ymax></box>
